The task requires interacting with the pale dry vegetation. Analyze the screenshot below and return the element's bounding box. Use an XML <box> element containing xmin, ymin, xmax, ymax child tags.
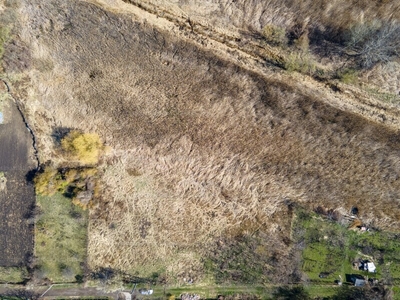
<box><xmin>11</xmin><ymin>0</ymin><xmax>400</xmax><ymax>283</ymax></box>
<box><xmin>127</xmin><ymin>0</ymin><xmax>400</xmax><ymax>33</ymax></box>
<box><xmin>129</xmin><ymin>0</ymin><xmax>400</xmax><ymax>91</ymax></box>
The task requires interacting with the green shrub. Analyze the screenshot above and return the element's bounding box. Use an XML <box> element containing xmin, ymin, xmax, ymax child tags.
<box><xmin>262</xmin><ymin>24</ymin><xmax>287</xmax><ymax>46</ymax></box>
<box><xmin>337</xmin><ymin>68</ymin><xmax>359</xmax><ymax>84</ymax></box>
<box><xmin>284</xmin><ymin>52</ymin><xmax>316</xmax><ymax>75</ymax></box>
<box><xmin>34</xmin><ymin>167</ymin><xmax>60</xmax><ymax>196</ymax></box>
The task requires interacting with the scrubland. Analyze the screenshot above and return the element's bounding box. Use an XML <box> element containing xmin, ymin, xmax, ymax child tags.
<box><xmin>1</xmin><ymin>0</ymin><xmax>399</xmax><ymax>289</ymax></box>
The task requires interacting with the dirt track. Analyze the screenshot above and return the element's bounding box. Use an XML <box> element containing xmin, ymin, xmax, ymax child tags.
<box><xmin>0</xmin><ymin>97</ymin><xmax>35</xmax><ymax>267</ymax></box>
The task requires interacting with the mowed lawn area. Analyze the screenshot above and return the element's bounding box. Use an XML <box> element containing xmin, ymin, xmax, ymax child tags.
<box><xmin>35</xmin><ymin>193</ymin><xmax>87</xmax><ymax>283</ymax></box>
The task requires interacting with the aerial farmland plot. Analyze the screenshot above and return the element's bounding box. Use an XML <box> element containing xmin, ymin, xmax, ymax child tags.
<box><xmin>0</xmin><ymin>97</ymin><xmax>35</xmax><ymax>282</ymax></box>
<box><xmin>1</xmin><ymin>0</ymin><xmax>400</xmax><ymax>298</ymax></box>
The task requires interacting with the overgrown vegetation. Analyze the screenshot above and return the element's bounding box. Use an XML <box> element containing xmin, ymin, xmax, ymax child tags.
<box><xmin>336</xmin><ymin>68</ymin><xmax>359</xmax><ymax>84</ymax></box>
<box><xmin>34</xmin><ymin>130</ymin><xmax>104</xmax><ymax>208</ymax></box>
<box><xmin>284</xmin><ymin>52</ymin><xmax>317</xmax><ymax>75</ymax></box>
<box><xmin>34</xmin><ymin>193</ymin><xmax>87</xmax><ymax>283</ymax></box>
<box><xmin>262</xmin><ymin>24</ymin><xmax>287</xmax><ymax>47</ymax></box>
<box><xmin>272</xmin><ymin>286</ymin><xmax>310</xmax><ymax>300</ymax></box>
<box><xmin>205</xmin><ymin>234</ymin><xmax>272</xmax><ymax>284</ymax></box>
<box><xmin>0</xmin><ymin>26</ymin><xmax>10</xmax><ymax>61</ymax></box>
<box><xmin>31</xmin><ymin>131</ymin><xmax>103</xmax><ymax>282</ymax></box>
<box><xmin>61</xmin><ymin>131</ymin><xmax>104</xmax><ymax>165</ymax></box>
<box><xmin>344</xmin><ymin>21</ymin><xmax>400</xmax><ymax>69</ymax></box>
<box><xmin>0</xmin><ymin>267</ymin><xmax>28</xmax><ymax>283</ymax></box>
<box><xmin>34</xmin><ymin>166</ymin><xmax>99</xmax><ymax>209</ymax></box>
<box><xmin>0</xmin><ymin>289</ymin><xmax>39</xmax><ymax>300</ymax></box>
<box><xmin>20</xmin><ymin>0</ymin><xmax>400</xmax><ymax>292</ymax></box>
<box><xmin>293</xmin><ymin>209</ymin><xmax>400</xmax><ymax>288</ymax></box>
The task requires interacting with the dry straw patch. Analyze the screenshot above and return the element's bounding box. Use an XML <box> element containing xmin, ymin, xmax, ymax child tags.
<box><xmin>89</xmin><ymin>141</ymin><xmax>296</xmax><ymax>276</ymax></box>
<box><xmin>18</xmin><ymin>0</ymin><xmax>400</xmax><ymax>279</ymax></box>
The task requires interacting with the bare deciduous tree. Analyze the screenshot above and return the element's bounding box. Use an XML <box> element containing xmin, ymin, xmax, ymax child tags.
<box><xmin>345</xmin><ymin>21</ymin><xmax>400</xmax><ymax>68</ymax></box>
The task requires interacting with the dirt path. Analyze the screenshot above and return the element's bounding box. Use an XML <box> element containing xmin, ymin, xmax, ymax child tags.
<box><xmin>40</xmin><ymin>286</ymin><xmax>119</xmax><ymax>299</ymax></box>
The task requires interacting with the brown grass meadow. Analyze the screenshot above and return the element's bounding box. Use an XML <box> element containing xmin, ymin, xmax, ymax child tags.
<box><xmin>7</xmin><ymin>0</ymin><xmax>400</xmax><ymax>283</ymax></box>
<box><xmin>132</xmin><ymin>0</ymin><xmax>400</xmax><ymax>39</ymax></box>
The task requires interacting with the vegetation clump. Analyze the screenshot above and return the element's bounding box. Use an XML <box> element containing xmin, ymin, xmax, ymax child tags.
<box><xmin>344</xmin><ymin>21</ymin><xmax>400</xmax><ymax>69</ymax></box>
<box><xmin>34</xmin><ymin>130</ymin><xmax>104</xmax><ymax>208</ymax></box>
<box><xmin>262</xmin><ymin>24</ymin><xmax>287</xmax><ymax>46</ymax></box>
<box><xmin>34</xmin><ymin>166</ymin><xmax>99</xmax><ymax>209</ymax></box>
<box><xmin>61</xmin><ymin>131</ymin><xmax>103</xmax><ymax>165</ymax></box>
<box><xmin>0</xmin><ymin>26</ymin><xmax>10</xmax><ymax>60</ymax></box>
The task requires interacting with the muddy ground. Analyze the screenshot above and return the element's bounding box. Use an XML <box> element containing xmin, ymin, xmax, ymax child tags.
<box><xmin>0</xmin><ymin>98</ymin><xmax>35</xmax><ymax>267</ymax></box>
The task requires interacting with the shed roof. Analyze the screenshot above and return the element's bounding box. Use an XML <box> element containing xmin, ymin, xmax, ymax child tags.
<box><xmin>355</xmin><ymin>279</ymin><xmax>366</xmax><ymax>286</ymax></box>
<box><xmin>367</xmin><ymin>262</ymin><xmax>376</xmax><ymax>273</ymax></box>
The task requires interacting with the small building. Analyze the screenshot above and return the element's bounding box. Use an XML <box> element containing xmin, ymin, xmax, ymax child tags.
<box><xmin>139</xmin><ymin>289</ymin><xmax>153</xmax><ymax>295</ymax></box>
<box><xmin>366</xmin><ymin>262</ymin><xmax>376</xmax><ymax>273</ymax></box>
<box><xmin>359</xmin><ymin>260</ymin><xmax>376</xmax><ymax>273</ymax></box>
<box><xmin>347</xmin><ymin>273</ymin><xmax>366</xmax><ymax>286</ymax></box>
<box><xmin>355</xmin><ymin>278</ymin><xmax>366</xmax><ymax>287</ymax></box>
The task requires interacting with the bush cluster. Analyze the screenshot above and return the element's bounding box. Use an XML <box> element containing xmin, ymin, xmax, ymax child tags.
<box><xmin>61</xmin><ymin>131</ymin><xmax>103</xmax><ymax>165</ymax></box>
<box><xmin>262</xmin><ymin>24</ymin><xmax>287</xmax><ymax>46</ymax></box>
<box><xmin>344</xmin><ymin>21</ymin><xmax>400</xmax><ymax>68</ymax></box>
<box><xmin>34</xmin><ymin>167</ymin><xmax>99</xmax><ymax>209</ymax></box>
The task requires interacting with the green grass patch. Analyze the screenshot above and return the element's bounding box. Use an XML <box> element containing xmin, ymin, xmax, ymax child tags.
<box><xmin>293</xmin><ymin>209</ymin><xmax>400</xmax><ymax>290</ymax></box>
<box><xmin>305</xmin><ymin>285</ymin><xmax>338</xmax><ymax>298</ymax></box>
<box><xmin>364</xmin><ymin>86</ymin><xmax>399</xmax><ymax>104</ymax></box>
<box><xmin>393</xmin><ymin>286</ymin><xmax>400</xmax><ymax>300</ymax></box>
<box><xmin>0</xmin><ymin>267</ymin><xmax>28</xmax><ymax>283</ymax></box>
<box><xmin>35</xmin><ymin>193</ymin><xmax>88</xmax><ymax>283</ymax></box>
<box><xmin>0</xmin><ymin>26</ymin><xmax>10</xmax><ymax>60</ymax></box>
<box><xmin>337</xmin><ymin>68</ymin><xmax>359</xmax><ymax>84</ymax></box>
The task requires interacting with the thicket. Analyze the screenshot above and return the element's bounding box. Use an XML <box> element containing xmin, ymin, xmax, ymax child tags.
<box><xmin>344</xmin><ymin>21</ymin><xmax>400</xmax><ymax>69</ymax></box>
<box><xmin>61</xmin><ymin>130</ymin><xmax>103</xmax><ymax>165</ymax></box>
<box><xmin>261</xmin><ymin>18</ymin><xmax>400</xmax><ymax>79</ymax></box>
<box><xmin>34</xmin><ymin>130</ymin><xmax>104</xmax><ymax>209</ymax></box>
<box><xmin>34</xmin><ymin>167</ymin><xmax>98</xmax><ymax>209</ymax></box>
<box><xmin>262</xmin><ymin>24</ymin><xmax>287</xmax><ymax>46</ymax></box>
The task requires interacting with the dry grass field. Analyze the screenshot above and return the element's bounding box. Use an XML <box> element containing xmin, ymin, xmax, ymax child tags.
<box><xmin>125</xmin><ymin>0</ymin><xmax>400</xmax><ymax>44</ymax></box>
<box><xmin>3</xmin><ymin>0</ymin><xmax>399</xmax><ymax>284</ymax></box>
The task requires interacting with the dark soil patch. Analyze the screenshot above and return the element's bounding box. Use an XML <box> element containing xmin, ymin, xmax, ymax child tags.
<box><xmin>0</xmin><ymin>99</ymin><xmax>35</xmax><ymax>267</ymax></box>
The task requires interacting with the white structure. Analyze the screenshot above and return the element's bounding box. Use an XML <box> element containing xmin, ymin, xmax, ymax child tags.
<box><xmin>139</xmin><ymin>289</ymin><xmax>154</xmax><ymax>295</ymax></box>
<box><xmin>367</xmin><ymin>262</ymin><xmax>376</xmax><ymax>273</ymax></box>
